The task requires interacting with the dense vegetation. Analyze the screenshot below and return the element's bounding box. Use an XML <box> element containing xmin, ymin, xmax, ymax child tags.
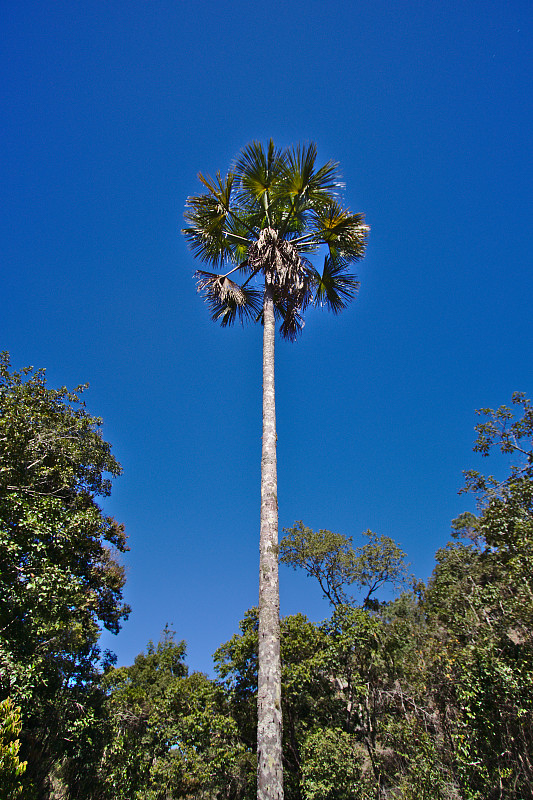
<box><xmin>1</xmin><ymin>356</ymin><xmax>532</xmax><ymax>799</ymax></box>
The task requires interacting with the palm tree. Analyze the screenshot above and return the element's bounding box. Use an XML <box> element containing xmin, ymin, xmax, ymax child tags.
<box><xmin>183</xmin><ymin>140</ymin><xmax>368</xmax><ymax>800</ymax></box>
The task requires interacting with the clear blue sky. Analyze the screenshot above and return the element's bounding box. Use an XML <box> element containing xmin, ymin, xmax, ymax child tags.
<box><xmin>2</xmin><ymin>0</ymin><xmax>532</xmax><ymax>674</ymax></box>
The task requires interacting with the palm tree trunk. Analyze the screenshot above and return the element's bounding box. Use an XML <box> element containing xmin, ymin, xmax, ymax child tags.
<box><xmin>257</xmin><ymin>282</ymin><xmax>283</xmax><ymax>800</ymax></box>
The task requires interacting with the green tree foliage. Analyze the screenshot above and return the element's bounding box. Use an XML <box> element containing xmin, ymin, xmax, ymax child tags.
<box><xmin>0</xmin><ymin>353</ymin><xmax>130</xmax><ymax>798</ymax></box>
<box><xmin>277</xmin><ymin>394</ymin><xmax>533</xmax><ymax>799</ymax></box>
<box><xmin>52</xmin><ymin>393</ymin><xmax>533</xmax><ymax>800</ymax></box>
<box><xmin>214</xmin><ymin>610</ymin><xmax>336</xmax><ymax>799</ymax></box>
<box><xmin>0</xmin><ymin>698</ymin><xmax>27</xmax><ymax>799</ymax></box>
<box><xmin>462</xmin><ymin>391</ymin><xmax>533</xmax><ymax>495</ymax></box>
<box><xmin>214</xmin><ymin>597</ymin><xmax>455</xmax><ymax>800</ymax></box>
<box><xmin>96</xmin><ymin>628</ymin><xmax>253</xmax><ymax>800</ymax></box>
<box><xmin>423</xmin><ymin>394</ymin><xmax>533</xmax><ymax>799</ymax></box>
<box><xmin>3</xmin><ymin>348</ymin><xmax>532</xmax><ymax>800</ymax></box>
<box><xmin>280</xmin><ymin>522</ymin><xmax>411</xmax><ymax>608</ymax></box>
<box><xmin>300</xmin><ymin>728</ymin><xmax>361</xmax><ymax>800</ymax></box>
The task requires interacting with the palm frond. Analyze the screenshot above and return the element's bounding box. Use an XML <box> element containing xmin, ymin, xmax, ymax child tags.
<box><xmin>195</xmin><ymin>270</ymin><xmax>263</xmax><ymax>326</ymax></box>
<box><xmin>282</xmin><ymin>142</ymin><xmax>317</xmax><ymax>192</ymax></box>
<box><xmin>281</xmin><ymin>144</ymin><xmax>341</xmax><ymax>201</ymax></box>
<box><xmin>197</xmin><ymin>170</ymin><xmax>234</xmax><ymax>206</ymax></box>
<box><xmin>284</xmin><ymin>231</ymin><xmax>320</xmax><ymax>255</ymax></box>
<box><xmin>311</xmin><ymin>256</ymin><xmax>360</xmax><ymax>314</ymax></box>
<box><xmin>223</xmin><ymin>215</ymin><xmax>254</xmax><ymax>266</ymax></box>
<box><xmin>276</xmin><ymin>143</ymin><xmax>343</xmax><ymax>238</ymax></box>
<box><xmin>311</xmin><ymin>203</ymin><xmax>369</xmax><ymax>261</ymax></box>
<box><xmin>183</xmin><ymin>169</ymin><xmax>264</xmax><ymax>267</ymax></box>
<box><xmin>275</xmin><ymin>292</ymin><xmax>306</xmax><ymax>341</ymax></box>
<box><xmin>183</xmin><ymin>172</ymin><xmax>238</xmax><ymax>266</ymax></box>
<box><xmin>312</xmin><ymin>159</ymin><xmax>344</xmax><ymax>197</ymax></box>
<box><xmin>234</xmin><ymin>140</ymin><xmax>284</xmax><ymax>204</ymax></box>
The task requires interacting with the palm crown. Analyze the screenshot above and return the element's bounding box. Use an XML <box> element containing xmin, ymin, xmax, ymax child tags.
<box><xmin>183</xmin><ymin>140</ymin><xmax>369</xmax><ymax>340</ymax></box>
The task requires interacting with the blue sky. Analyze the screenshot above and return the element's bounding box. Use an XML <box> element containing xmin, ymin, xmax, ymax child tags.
<box><xmin>2</xmin><ymin>0</ymin><xmax>532</xmax><ymax>674</ymax></box>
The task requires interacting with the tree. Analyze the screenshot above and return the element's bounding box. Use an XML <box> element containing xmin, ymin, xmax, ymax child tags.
<box><xmin>214</xmin><ymin>609</ymin><xmax>335</xmax><ymax>798</ymax></box>
<box><xmin>0</xmin><ymin>353</ymin><xmax>130</xmax><ymax>798</ymax></box>
<box><xmin>280</xmin><ymin>522</ymin><xmax>410</xmax><ymax>608</ymax></box>
<box><xmin>183</xmin><ymin>140</ymin><xmax>368</xmax><ymax>800</ymax></box>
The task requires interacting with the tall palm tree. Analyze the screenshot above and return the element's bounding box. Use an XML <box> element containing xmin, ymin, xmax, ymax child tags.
<box><xmin>183</xmin><ymin>140</ymin><xmax>368</xmax><ymax>800</ymax></box>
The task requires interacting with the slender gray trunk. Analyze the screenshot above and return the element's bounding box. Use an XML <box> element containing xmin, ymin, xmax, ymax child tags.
<box><xmin>257</xmin><ymin>282</ymin><xmax>283</xmax><ymax>800</ymax></box>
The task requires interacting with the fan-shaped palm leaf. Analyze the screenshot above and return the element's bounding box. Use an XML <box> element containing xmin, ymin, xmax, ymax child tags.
<box><xmin>233</xmin><ymin>140</ymin><xmax>285</xmax><ymax>214</ymax></box>
<box><xmin>183</xmin><ymin>195</ymin><xmax>232</xmax><ymax>266</ymax></box>
<box><xmin>311</xmin><ymin>256</ymin><xmax>360</xmax><ymax>314</ymax></box>
<box><xmin>275</xmin><ymin>292</ymin><xmax>306</xmax><ymax>341</ymax></box>
<box><xmin>195</xmin><ymin>270</ymin><xmax>262</xmax><ymax>326</ymax></box>
<box><xmin>276</xmin><ymin>144</ymin><xmax>342</xmax><ymax>239</ymax></box>
<box><xmin>311</xmin><ymin>202</ymin><xmax>369</xmax><ymax>261</ymax></box>
<box><xmin>184</xmin><ymin>171</ymin><xmax>261</xmax><ymax>266</ymax></box>
<box><xmin>282</xmin><ymin>144</ymin><xmax>340</xmax><ymax>202</ymax></box>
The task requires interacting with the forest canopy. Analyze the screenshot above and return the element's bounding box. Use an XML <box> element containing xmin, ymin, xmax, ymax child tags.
<box><xmin>1</xmin><ymin>356</ymin><xmax>532</xmax><ymax>799</ymax></box>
